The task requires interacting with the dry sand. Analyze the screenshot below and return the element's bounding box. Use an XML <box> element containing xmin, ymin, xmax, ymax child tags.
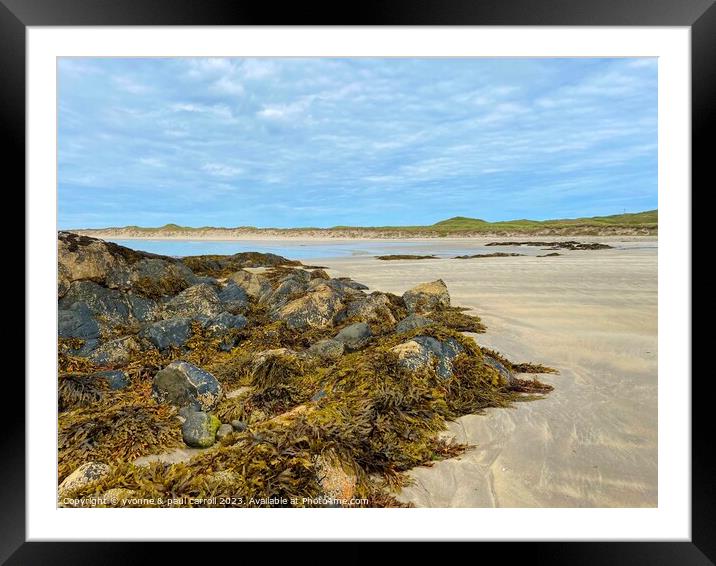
<box><xmin>319</xmin><ymin>240</ymin><xmax>657</xmax><ymax>508</ymax></box>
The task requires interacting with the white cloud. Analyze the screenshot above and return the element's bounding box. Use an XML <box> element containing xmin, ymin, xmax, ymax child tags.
<box><xmin>202</xmin><ymin>163</ymin><xmax>243</xmax><ymax>177</ymax></box>
<box><xmin>113</xmin><ymin>76</ymin><xmax>153</xmax><ymax>95</ymax></box>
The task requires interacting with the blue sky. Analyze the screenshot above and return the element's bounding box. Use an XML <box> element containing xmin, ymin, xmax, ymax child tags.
<box><xmin>58</xmin><ymin>57</ymin><xmax>657</xmax><ymax>229</ymax></box>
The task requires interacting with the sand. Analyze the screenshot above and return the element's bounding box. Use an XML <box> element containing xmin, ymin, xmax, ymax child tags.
<box><xmin>318</xmin><ymin>240</ymin><xmax>657</xmax><ymax>508</ymax></box>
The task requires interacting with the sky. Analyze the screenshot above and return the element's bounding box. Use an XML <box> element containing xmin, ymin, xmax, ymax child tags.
<box><xmin>58</xmin><ymin>57</ymin><xmax>657</xmax><ymax>229</ymax></box>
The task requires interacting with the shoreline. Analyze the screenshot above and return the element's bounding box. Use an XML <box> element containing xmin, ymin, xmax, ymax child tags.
<box><xmin>69</xmin><ymin>232</ymin><xmax>659</xmax><ymax>244</ymax></box>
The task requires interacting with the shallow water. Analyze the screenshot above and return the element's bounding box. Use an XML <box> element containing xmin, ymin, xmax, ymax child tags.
<box><xmin>108</xmin><ymin>238</ymin><xmax>655</xmax><ymax>261</ymax></box>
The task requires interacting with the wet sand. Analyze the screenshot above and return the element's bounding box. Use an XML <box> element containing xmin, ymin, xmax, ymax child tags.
<box><xmin>319</xmin><ymin>240</ymin><xmax>657</xmax><ymax>507</ymax></box>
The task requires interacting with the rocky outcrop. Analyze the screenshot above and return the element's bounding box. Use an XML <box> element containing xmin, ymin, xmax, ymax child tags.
<box><xmin>217</xmin><ymin>281</ymin><xmax>249</xmax><ymax>314</ymax></box>
<box><xmin>342</xmin><ymin>293</ymin><xmax>396</xmax><ymax>325</ymax></box>
<box><xmin>88</xmin><ymin>335</ymin><xmax>142</xmax><ymax>366</ymax></box>
<box><xmin>153</xmin><ymin>360</ymin><xmax>223</xmax><ymax>411</ymax></box>
<box><xmin>58</xmin><ymin>303</ymin><xmax>101</xmax><ymax>341</ymax></box>
<box><xmin>402</xmin><ymin>279</ymin><xmax>450</xmax><ymax>313</ymax></box>
<box><xmin>306</xmin><ymin>339</ymin><xmax>344</xmax><ymax>360</ymax></box>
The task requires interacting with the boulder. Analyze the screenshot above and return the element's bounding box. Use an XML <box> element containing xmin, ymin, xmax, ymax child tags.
<box><xmin>231</xmin><ymin>419</ymin><xmax>248</xmax><ymax>432</ymax></box>
<box><xmin>334</xmin><ymin>322</ymin><xmax>372</xmax><ymax>351</ymax></box>
<box><xmin>58</xmin><ymin>232</ymin><xmax>197</xmax><ymax>298</ymax></box>
<box><xmin>153</xmin><ymin>360</ymin><xmax>223</xmax><ymax>411</ymax></box>
<box><xmin>342</xmin><ymin>293</ymin><xmax>396</xmax><ymax>325</ymax></box>
<box><xmin>396</xmin><ymin>313</ymin><xmax>434</xmax><ymax>333</ymax></box>
<box><xmin>93</xmin><ymin>369</ymin><xmax>130</xmax><ymax>390</ymax></box>
<box><xmin>274</xmin><ymin>284</ymin><xmax>344</xmax><ymax>330</ymax></box>
<box><xmin>391</xmin><ymin>335</ymin><xmax>465</xmax><ymax>379</ymax></box>
<box><xmin>402</xmin><ymin>279</ymin><xmax>450</xmax><ymax>313</ymax></box>
<box><xmin>216</xmin><ymin>423</ymin><xmax>234</xmax><ymax>441</ymax></box>
<box><xmin>217</xmin><ymin>281</ymin><xmax>249</xmax><ymax>314</ymax></box>
<box><xmin>139</xmin><ymin>318</ymin><xmax>192</xmax><ymax>350</ymax></box>
<box><xmin>228</xmin><ymin>269</ymin><xmax>272</xmax><ymax>299</ymax></box>
<box><xmin>162</xmin><ymin>283</ymin><xmax>223</xmax><ymax>319</ymax></box>
<box><xmin>181</xmin><ymin>411</ymin><xmax>221</xmax><ymax>448</ymax></box>
<box><xmin>484</xmin><ymin>355</ymin><xmax>517</xmax><ymax>386</ymax></box>
<box><xmin>58</xmin><ymin>303</ymin><xmax>100</xmax><ymax>340</ymax></box>
<box><xmin>58</xmin><ymin>462</ymin><xmax>111</xmax><ymax>499</ymax></box>
<box><xmin>310</xmin><ymin>269</ymin><xmax>330</xmax><ymax>280</ymax></box>
<box><xmin>306</xmin><ymin>339</ymin><xmax>344</xmax><ymax>360</ymax></box>
<box><xmin>204</xmin><ymin>312</ymin><xmax>248</xmax><ymax>351</ymax></box>
<box><xmin>88</xmin><ymin>335</ymin><xmax>142</xmax><ymax>365</ymax></box>
<box><xmin>262</xmin><ymin>277</ymin><xmax>307</xmax><ymax>309</ymax></box>
<box><xmin>59</xmin><ymin>281</ymin><xmax>159</xmax><ymax>329</ymax></box>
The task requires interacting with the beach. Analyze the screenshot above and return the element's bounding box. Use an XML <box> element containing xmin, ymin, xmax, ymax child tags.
<box><xmin>312</xmin><ymin>238</ymin><xmax>658</xmax><ymax>507</ymax></box>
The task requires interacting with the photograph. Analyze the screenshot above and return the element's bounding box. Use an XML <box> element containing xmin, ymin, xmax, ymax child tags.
<box><xmin>56</xmin><ymin>56</ymin><xmax>658</xmax><ymax>509</ymax></box>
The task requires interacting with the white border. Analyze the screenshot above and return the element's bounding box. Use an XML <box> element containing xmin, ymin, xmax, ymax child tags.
<box><xmin>27</xmin><ymin>27</ymin><xmax>691</xmax><ymax>541</ymax></box>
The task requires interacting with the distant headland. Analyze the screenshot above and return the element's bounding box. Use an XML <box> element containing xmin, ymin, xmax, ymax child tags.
<box><xmin>69</xmin><ymin>210</ymin><xmax>657</xmax><ymax>240</ymax></box>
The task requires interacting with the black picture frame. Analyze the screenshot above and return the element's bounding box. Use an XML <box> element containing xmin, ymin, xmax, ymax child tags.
<box><xmin>7</xmin><ymin>0</ymin><xmax>705</xmax><ymax>563</ymax></box>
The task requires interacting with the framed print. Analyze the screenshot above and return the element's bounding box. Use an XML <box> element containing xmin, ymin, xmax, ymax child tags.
<box><xmin>7</xmin><ymin>0</ymin><xmax>708</xmax><ymax>562</ymax></box>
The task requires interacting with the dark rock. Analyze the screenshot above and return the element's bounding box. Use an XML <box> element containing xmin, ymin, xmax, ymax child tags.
<box><xmin>181</xmin><ymin>412</ymin><xmax>221</xmax><ymax>448</ymax></box>
<box><xmin>230</xmin><ymin>419</ymin><xmax>248</xmax><ymax>432</ymax></box>
<box><xmin>310</xmin><ymin>269</ymin><xmax>330</xmax><ymax>280</ymax></box>
<box><xmin>59</xmin><ymin>281</ymin><xmax>159</xmax><ymax>329</ymax></box>
<box><xmin>162</xmin><ymin>283</ymin><xmax>223</xmax><ymax>319</ymax></box>
<box><xmin>262</xmin><ymin>277</ymin><xmax>307</xmax><ymax>309</ymax></box>
<box><xmin>334</xmin><ymin>322</ymin><xmax>372</xmax><ymax>351</ymax></box>
<box><xmin>58</xmin><ymin>303</ymin><xmax>100</xmax><ymax>340</ymax></box>
<box><xmin>402</xmin><ymin>279</ymin><xmax>450</xmax><ymax>313</ymax></box>
<box><xmin>153</xmin><ymin>360</ymin><xmax>223</xmax><ymax>411</ymax></box>
<box><xmin>484</xmin><ymin>355</ymin><xmax>517</xmax><ymax>386</ymax></box>
<box><xmin>114</xmin><ymin>257</ymin><xmax>198</xmax><ymax>298</ymax></box>
<box><xmin>88</xmin><ymin>335</ymin><xmax>142</xmax><ymax>365</ymax></box>
<box><xmin>306</xmin><ymin>339</ymin><xmax>345</xmax><ymax>360</ymax></box>
<box><xmin>218</xmin><ymin>281</ymin><xmax>249</xmax><ymax>314</ymax></box>
<box><xmin>204</xmin><ymin>312</ymin><xmax>248</xmax><ymax>351</ymax></box>
<box><xmin>139</xmin><ymin>318</ymin><xmax>192</xmax><ymax>350</ymax></box>
<box><xmin>93</xmin><ymin>369</ymin><xmax>130</xmax><ymax>390</ymax></box>
<box><xmin>396</xmin><ymin>314</ymin><xmax>434</xmax><ymax>333</ymax></box>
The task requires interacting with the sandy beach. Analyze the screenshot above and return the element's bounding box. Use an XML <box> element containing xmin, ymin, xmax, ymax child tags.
<box><xmin>315</xmin><ymin>239</ymin><xmax>658</xmax><ymax>507</ymax></box>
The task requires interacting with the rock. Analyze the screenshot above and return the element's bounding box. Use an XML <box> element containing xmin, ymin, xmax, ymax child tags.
<box><xmin>342</xmin><ymin>293</ymin><xmax>396</xmax><ymax>325</ymax></box>
<box><xmin>59</xmin><ymin>281</ymin><xmax>158</xmax><ymax>329</ymax></box>
<box><xmin>230</xmin><ymin>419</ymin><xmax>248</xmax><ymax>432</ymax></box>
<box><xmin>153</xmin><ymin>360</ymin><xmax>223</xmax><ymax>411</ymax></box>
<box><xmin>402</xmin><ymin>279</ymin><xmax>450</xmax><ymax>313</ymax></box>
<box><xmin>315</xmin><ymin>454</ymin><xmax>357</xmax><ymax>505</ymax></box>
<box><xmin>99</xmin><ymin>487</ymin><xmax>136</xmax><ymax>506</ymax></box>
<box><xmin>310</xmin><ymin>269</ymin><xmax>330</xmax><ymax>280</ymax></box>
<box><xmin>228</xmin><ymin>269</ymin><xmax>272</xmax><ymax>299</ymax></box>
<box><xmin>334</xmin><ymin>277</ymin><xmax>369</xmax><ymax>291</ymax></box>
<box><xmin>88</xmin><ymin>335</ymin><xmax>141</xmax><ymax>365</ymax></box>
<box><xmin>58</xmin><ymin>462</ymin><xmax>111</xmax><ymax>498</ymax></box>
<box><xmin>334</xmin><ymin>322</ymin><xmax>372</xmax><ymax>351</ymax></box>
<box><xmin>280</xmin><ymin>269</ymin><xmax>311</xmax><ymax>285</ymax></box>
<box><xmin>262</xmin><ymin>278</ymin><xmax>307</xmax><ymax>308</ymax></box>
<box><xmin>216</xmin><ymin>423</ymin><xmax>234</xmax><ymax>440</ymax></box>
<box><xmin>93</xmin><ymin>369</ymin><xmax>130</xmax><ymax>390</ymax></box>
<box><xmin>218</xmin><ymin>281</ymin><xmax>249</xmax><ymax>314</ymax></box>
<box><xmin>203</xmin><ymin>312</ymin><xmax>248</xmax><ymax>350</ymax></box>
<box><xmin>181</xmin><ymin>411</ymin><xmax>221</xmax><ymax>448</ymax></box>
<box><xmin>274</xmin><ymin>284</ymin><xmax>344</xmax><ymax>330</ymax></box>
<box><xmin>162</xmin><ymin>283</ymin><xmax>223</xmax><ymax>319</ymax></box>
<box><xmin>58</xmin><ymin>303</ymin><xmax>100</xmax><ymax>340</ymax></box>
<box><xmin>484</xmin><ymin>355</ymin><xmax>517</xmax><ymax>386</ymax></box>
<box><xmin>391</xmin><ymin>335</ymin><xmax>465</xmax><ymax>379</ymax></box>
<box><xmin>306</xmin><ymin>339</ymin><xmax>344</xmax><ymax>360</ymax></box>
<box><xmin>139</xmin><ymin>318</ymin><xmax>192</xmax><ymax>350</ymax></box>
<box><xmin>396</xmin><ymin>313</ymin><xmax>434</xmax><ymax>333</ymax></box>
<box><xmin>178</xmin><ymin>405</ymin><xmax>198</xmax><ymax>420</ymax></box>
<box><xmin>120</xmin><ymin>257</ymin><xmax>198</xmax><ymax>298</ymax></box>
<box><xmin>58</xmin><ymin>232</ymin><xmax>197</xmax><ymax>297</ymax></box>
